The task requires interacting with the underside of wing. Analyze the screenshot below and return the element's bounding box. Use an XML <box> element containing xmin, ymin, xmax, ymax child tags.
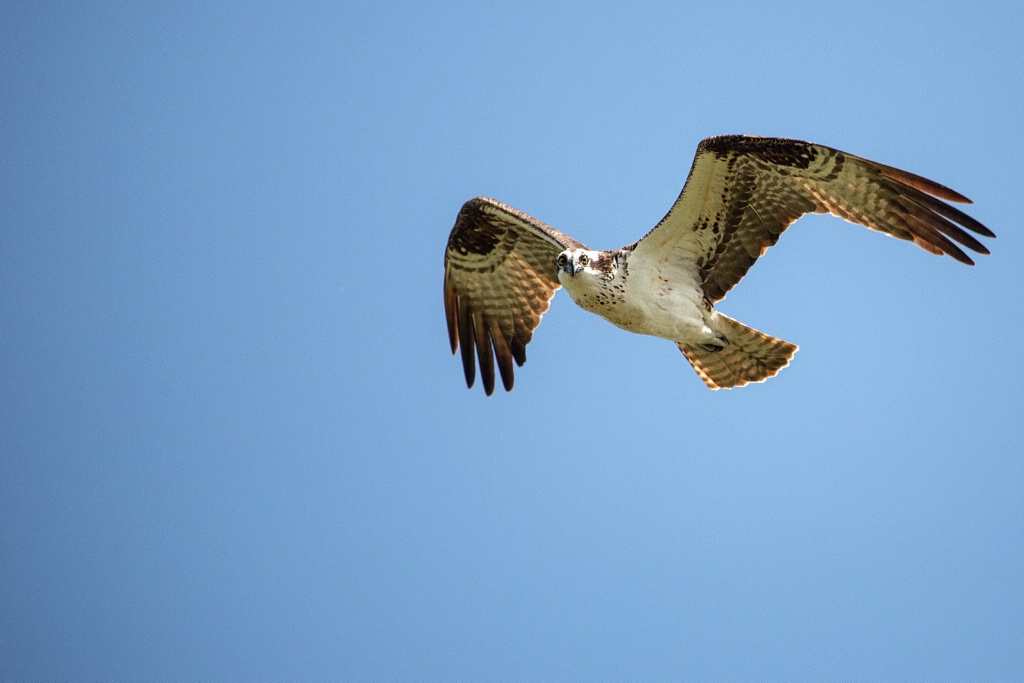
<box><xmin>633</xmin><ymin>135</ymin><xmax>995</xmax><ymax>303</ymax></box>
<box><xmin>444</xmin><ymin>197</ymin><xmax>586</xmax><ymax>394</ymax></box>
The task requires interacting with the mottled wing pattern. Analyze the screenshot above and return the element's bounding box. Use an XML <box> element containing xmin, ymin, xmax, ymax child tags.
<box><xmin>633</xmin><ymin>135</ymin><xmax>994</xmax><ymax>303</ymax></box>
<box><xmin>444</xmin><ymin>197</ymin><xmax>586</xmax><ymax>394</ymax></box>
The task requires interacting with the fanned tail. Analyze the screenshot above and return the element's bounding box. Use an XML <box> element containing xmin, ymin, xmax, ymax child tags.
<box><xmin>678</xmin><ymin>313</ymin><xmax>798</xmax><ymax>389</ymax></box>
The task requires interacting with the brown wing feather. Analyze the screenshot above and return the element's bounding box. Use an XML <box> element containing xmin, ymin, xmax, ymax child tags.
<box><xmin>443</xmin><ymin>197</ymin><xmax>586</xmax><ymax>394</ymax></box>
<box><xmin>633</xmin><ymin>135</ymin><xmax>994</xmax><ymax>303</ymax></box>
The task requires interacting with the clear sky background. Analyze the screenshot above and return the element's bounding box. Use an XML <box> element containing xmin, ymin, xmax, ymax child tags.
<box><xmin>2</xmin><ymin>2</ymin><xmax>1023</xmax><ymax>680</ymax></box>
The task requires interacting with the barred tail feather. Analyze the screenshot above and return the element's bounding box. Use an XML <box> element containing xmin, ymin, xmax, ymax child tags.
<box><xmin>678</xmin><ymin>314</ymin><xmax>798</xmax><ymax>389</ymax></box>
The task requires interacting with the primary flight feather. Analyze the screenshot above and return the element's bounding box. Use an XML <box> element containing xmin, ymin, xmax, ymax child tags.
<box><xmin>443</xmin><ymin>135</ymin><xmax>994</xmax><ymax>394</ymax></box>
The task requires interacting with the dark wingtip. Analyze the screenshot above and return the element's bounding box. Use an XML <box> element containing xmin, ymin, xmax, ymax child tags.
<box><xmin>893</xmin><ymin>174</ymin><xmax>995</xmax><ymax>263</ymax></box>
<box><xmin>952</xmin><ymin>252</ymin><xmax>976</xmax><ymax>266</ymax></box>
<box><xmin>471</xmin><ymin>313</ymin><xmax>496</xmax><ymax>396</ymax></box>
<box><xmin>974</xmin><ymin>224</ymin><xmax>997</xmax><ymax>239</ymax></box>
<box><xmin>489</xmin><ymin>325</ymin><xmax>516</xmax><ymax>393</ymax></box>
<box><xmin>878</xmin><ymin>165</ymin><xmax>973</xmax><ymax>204</ymax></box>
<box><xmin>443</xmin><ymin>279</ymin><xmax>459</xmax><ymax>355</ymax></box>
<box><xmin>511</xmin><ymin>339</ymin><xmax>527</xmax><ymax>367</ymax></box>
<box><xmin>457</xmin><ymin>304</ymin><xmax>476</xmax><ymax>389</ymax></box>
<box><xmin>461</xmin><ymin>346</ymin><xmax>476</xmax><ymax>389</ymax></box>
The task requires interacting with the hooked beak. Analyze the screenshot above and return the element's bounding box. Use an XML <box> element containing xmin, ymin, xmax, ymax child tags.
<box><xmin>560</xmin><ymin>260</ymin><xmax>576</xmax><ymax>277</ymax></box>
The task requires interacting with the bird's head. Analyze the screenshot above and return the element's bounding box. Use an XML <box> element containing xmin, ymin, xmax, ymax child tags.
<box><xmin>556</xmin><ymin>248</ymin><xmax>620</xmax><ymax>293</ymax></box>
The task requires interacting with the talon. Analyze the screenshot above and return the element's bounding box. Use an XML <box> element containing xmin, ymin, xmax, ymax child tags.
<box><xmin>697</xmin><ymin>336</ymin><xmax>728</xmax><ymax>353</ymax></box>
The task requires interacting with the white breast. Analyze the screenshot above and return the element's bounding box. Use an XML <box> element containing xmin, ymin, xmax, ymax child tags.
<box><xmin>561</xmin><ymin>250</ymin><xmax>714</xmax><ymax>344</ymax></box>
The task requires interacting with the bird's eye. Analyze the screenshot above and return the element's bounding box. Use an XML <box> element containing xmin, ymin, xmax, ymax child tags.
<box><xmin>579</xmin><ymin>254</ymin><xmax>590</xmax><ymax>266</ymax></box>
<box><xmin>556</xmin><ymin>254</ymin><xmax>567</xmax><ymax>267</ymax></box>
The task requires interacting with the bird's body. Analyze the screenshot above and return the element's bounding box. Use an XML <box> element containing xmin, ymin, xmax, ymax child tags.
<box><xmin>442</xmin><ymin>135</ymin><xmax>994</xmax><ymax>394</ymax></box>
<box><xmin>557</xmin><ymin>247</ymin><xmax>717</xmax><ymax>346</ymax></box>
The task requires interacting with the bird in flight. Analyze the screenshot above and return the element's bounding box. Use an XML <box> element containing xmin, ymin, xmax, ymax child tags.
<box><xmin>443</xmin><ymin>135</ymin><xmax>993</xmax><ymax>394</ymax></box>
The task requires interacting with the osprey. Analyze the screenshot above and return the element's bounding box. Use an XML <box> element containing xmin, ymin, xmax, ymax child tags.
<box><xmin>443</xmin><ymin>135</ymin><xmax>994</xmax><ymax>394</ymax></box>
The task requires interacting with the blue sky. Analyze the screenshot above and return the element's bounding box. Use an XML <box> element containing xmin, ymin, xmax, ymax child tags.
<box><xmin>2</xmin><ymin>2</ymin><xmax>1022</xmax><ymax>680</ymax></box>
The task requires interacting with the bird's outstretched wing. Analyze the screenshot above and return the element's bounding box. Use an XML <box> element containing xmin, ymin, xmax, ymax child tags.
<box><xmin>444</xmin><ymin>197</ymin><xmax>586</xmax><ymax>394</ymax></box>
<box><xmin>632</xmin><ymin>135</ymin><xmax>995</xmax><ymax>303</ymax></box>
